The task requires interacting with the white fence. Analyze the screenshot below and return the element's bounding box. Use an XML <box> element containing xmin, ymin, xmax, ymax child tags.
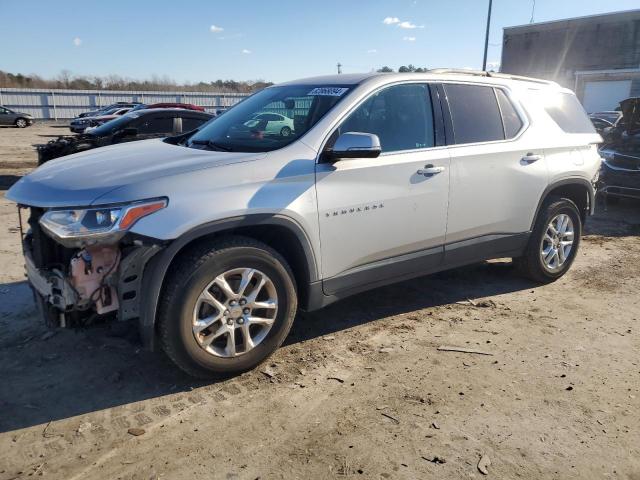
<box><xmin>0</xmin><ymin>88</ymin><xmax>250</xmax><ymax>119</ymax></box>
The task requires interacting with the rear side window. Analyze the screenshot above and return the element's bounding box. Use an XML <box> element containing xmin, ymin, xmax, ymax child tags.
<box><xmin>135</xmin><ymin>115</ymin><xmax>174</xmax><ymax>134</ymax></box>
<box><xmin>495</xmin><ymin>89</ymin><xmax>524</xmax><ymax>138</ymax></box>
<box><xmin>339</xmin><ymin>83</ymin><xmax>435</xmax><ymax>152</ymax></box>
<box><xmin>444</xmin><ymin>84</ymin><xmax>504</xmax><ymax>144</ymax></box>
<box><xmin>540</xmin><ymin>91</ymin><xmax>596</xmax><ymax>134</ymax></box>
<box><xmin>182</xmin><ymin>116</ymin><xmax>208</xmax><ymax>132</ymax></box>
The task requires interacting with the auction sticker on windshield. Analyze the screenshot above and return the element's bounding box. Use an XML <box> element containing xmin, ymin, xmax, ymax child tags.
<box><xmin>308</xmin><ymin>87</ymin><xmax>349</xmax><ymax>96</ymax></box>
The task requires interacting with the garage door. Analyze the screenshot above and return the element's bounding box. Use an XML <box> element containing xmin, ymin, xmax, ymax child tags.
<box><xmin>582</xmin><ymin>80</ymin><xmax>631</xmax><ymax>113</ymax></box>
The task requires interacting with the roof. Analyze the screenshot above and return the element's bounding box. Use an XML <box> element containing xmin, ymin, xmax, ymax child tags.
<box><xmin>275</xmin><ymin>70</ymin><xmax>560</xmax><ymax>89</ymax></box>
<box><xmin>504</xmin><ymin>8</ymin><xmax>640</xmax><ymax>32</ymax></box>
<box><xmin>277</xmin><ymin>73</ymin><xmax>381</xmax><ymax>86</ymax></box>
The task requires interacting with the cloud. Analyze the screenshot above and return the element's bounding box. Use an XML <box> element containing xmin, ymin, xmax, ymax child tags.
<box><xmin>486</xmin><ymin>60</ymin><xmax>501</xmax><ymax>71</ymax></box>
<box><xmin>403</xmin><ymin>36</ymin><xmax>416</xmax><ymax>42</ymax></box>
<box><xmin>210</xmin><ymin>24</ymin><xmax>224</xmax><ymax>33</ymax></box>
<box><xmin>398</xmin><ymin>21</ymin><xmax>423</xmax><ymax>29</ymax></box>
<box><xmin>73</xmin><ymin>37</ymin><xmax>82</xmax><ymax>47</ymax></box>
<box><xmin>241</xmin><ymin>49</ymin><xmax>251</xmax><ymax>54</ymax></box>
<box><xmin>367</xmin><ymin>49</ymin><xmax>378</xmax><ymax>54</ymax></box>
<box><xmin>383</xmin><ymin>17</ymin><xmax>400</xmax><ymax>25</ymax></box>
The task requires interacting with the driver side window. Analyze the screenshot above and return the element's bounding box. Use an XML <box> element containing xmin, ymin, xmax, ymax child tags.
<box><xmin>338</xmin><ymin>83</ymin><xmax>435</xmax><ymax>153</ymax></box>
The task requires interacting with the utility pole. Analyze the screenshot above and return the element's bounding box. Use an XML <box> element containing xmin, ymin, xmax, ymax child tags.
<box><xmin>482</xmin><ymin>0</ymin><xmax>493</xmax><ymax>71</ymax></box>
<box><xmin>529</xmin><ymin>0</ymin><xmax>536</xmax><ymax>23</ymax></box>
<box><xmin>337</xmin><ymin>62</ymin><xmax>342</xmax><ymax>74</ymax></box>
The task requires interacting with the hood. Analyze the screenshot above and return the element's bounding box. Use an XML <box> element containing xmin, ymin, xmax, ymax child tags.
<box><xmin>6</xmin><ymin>139</ymin><xmax>265</xmax><ymax>207</ymax></box>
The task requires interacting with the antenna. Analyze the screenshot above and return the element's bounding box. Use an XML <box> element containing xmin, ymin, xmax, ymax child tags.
<box><xmin>337</xmin><ymin>62</ymin><xmax>342</xmax><ymax>74</ymax></box>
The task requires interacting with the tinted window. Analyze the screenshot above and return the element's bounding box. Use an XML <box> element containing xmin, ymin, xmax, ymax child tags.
<box><xmin>495</xmin><ymin>89</ymin><xmax>524</xmax><ymax>138</ymax></box>
<box><xmin>182</xmin><ymin>116</ymin><xmax>208</xmax><ymax>132</ymax></box>
<box><xmin>136</xmin><ymin>115</ymin><xmax>174</xmax><ymax>134</ymax></box>
<box><xmin>539</xmin><ymin>91</ymin><xmax>596</xmax><ymax>134</ymax></box>
<box><xmin>339</xmin><ymin>83</ymin><xmax>434</xmax><ymax>152</ymax></box>
<box><xmin>445</xmin><ymin>84</ymin><xmax>504</xmax><ymax>144</ymax></box>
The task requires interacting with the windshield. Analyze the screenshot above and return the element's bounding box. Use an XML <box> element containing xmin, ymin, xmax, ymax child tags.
<box><xmin>89</xmin><ymin>112</ymin><xmax>140</xmax><ymax>136</ymax></box>
<box><xmin>185</xmin><ymin>84</ymin><xmax>351</xmax><ymax>152</ymax></box>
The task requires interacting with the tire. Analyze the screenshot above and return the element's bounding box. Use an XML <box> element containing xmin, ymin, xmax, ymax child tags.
<box><xmin>280</xmin><ymin>126</ymin><xmax>291</xmax><ymax>137</ymax></box>
<box><xmin>158</xmin><ymin>236</ymin><xmax>297</xmax><ymax>378</ymax></box>
<box><xmin>514</xmin><ymin>196</ymin><xmax>582</xmax><ymax>283</ymax></box>
<box><xmin>15</xmin><ymin>118</ymin><xmax>28</xmax><ymax>128</ymax></box>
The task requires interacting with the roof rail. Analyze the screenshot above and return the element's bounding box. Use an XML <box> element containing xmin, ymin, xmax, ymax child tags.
<box><xmin>428</xmin><ymin>68</ymin><xmax>555</xmax><ymax>86</ymax></box>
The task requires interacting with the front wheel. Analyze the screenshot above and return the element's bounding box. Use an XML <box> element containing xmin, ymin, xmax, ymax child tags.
<box><xmin>514</xmin><ymin>196</ymin><xmax>582</xmax><ymax>283</ymax></box>
<box><xmin>15</xmin><ymin>118</ymin><xmax>28</xmax><ymax>128</ymax></box>
<box><xmin>158</xmin><ymin>236</ymin><xmax>297</xmax><ymax>378</ymax></box>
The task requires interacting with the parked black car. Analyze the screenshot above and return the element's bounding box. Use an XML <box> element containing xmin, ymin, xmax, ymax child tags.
<box><xmin>598</xmin><ymin>98</ymin><xmax>640</xmax><ymax>201</ymax></box>
<box><xmin>38</xmin><ymin>109</ymin><xmax>212</xmax><ymax>164</ymax></box>
<box><xmin>0</xmin><ymin>106</ymin><xmax>34</xmax><ymax>128</ymax></box>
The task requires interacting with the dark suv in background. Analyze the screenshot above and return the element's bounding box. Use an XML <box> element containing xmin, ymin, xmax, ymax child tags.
<box><xmin>38</xmin><ymin>108</ymin><xmax>212</xmax><ymax>164</ymax></box>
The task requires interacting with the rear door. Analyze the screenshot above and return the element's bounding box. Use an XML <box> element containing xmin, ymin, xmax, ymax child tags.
<box><xmin>440</xmin><ymin>83</ymin><xmax>548</xmax><ymax>256</ymax></box>
<box><xmin>315</xmin><ymin>83</ymin><xmax>450</xmax><ymax>294</ymax></box>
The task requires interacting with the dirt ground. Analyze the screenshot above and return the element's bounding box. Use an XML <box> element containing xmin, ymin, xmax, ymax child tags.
<box><xmin>0</xmin><ymin>123</ymin><xmax>639</xmax><ymax>480</ymax></box>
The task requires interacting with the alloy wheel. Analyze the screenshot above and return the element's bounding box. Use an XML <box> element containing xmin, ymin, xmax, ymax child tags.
<box><xmin>192</xmin><ymin>268</ymin><xmax>278</xmax><ymax>357</ymax></box>
<box><xmin>540</xmin><ymin>213</ymin><xmax>574</xmax><ymax>271</ymax></box>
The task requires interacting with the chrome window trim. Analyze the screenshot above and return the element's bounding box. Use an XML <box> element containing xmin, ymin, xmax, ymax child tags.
<box><xmin>436</xmin><ymin>80</ymin><xmax>531</xmax><ymax>149</ymax></box>
<box><xmin>316</xmin><ymin>80</ymin><xmax>444</xmax><ymax>161</ymax></box>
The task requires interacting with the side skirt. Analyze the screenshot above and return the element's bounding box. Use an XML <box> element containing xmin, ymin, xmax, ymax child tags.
<box><xmin>305</xmin><ymin>232</ymin><xmax>530</xmax><ymax>311</ymax></box>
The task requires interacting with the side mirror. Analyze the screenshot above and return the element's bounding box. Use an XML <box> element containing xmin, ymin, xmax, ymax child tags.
<box><xmin>325</xmin><ymin>132</ymin><xmax>381</xmax><ymax>161</ymax></box>
<box><xmin>121</xmin><ymin>127</ymin><xmax>138</xmax><ymax>137</ymax></box>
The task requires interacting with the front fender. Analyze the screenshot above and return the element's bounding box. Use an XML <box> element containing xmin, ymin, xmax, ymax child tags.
<box><xmin>137</xmin><ymin>214</ymin><xmax>318</xmax><ymax>350</ymax></box>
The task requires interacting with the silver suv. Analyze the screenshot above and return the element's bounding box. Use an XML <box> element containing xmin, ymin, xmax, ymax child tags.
<box><xmin>7</xmin><ymin>71</ymin><xmax>602</xmax><ymax>377</ymax></box>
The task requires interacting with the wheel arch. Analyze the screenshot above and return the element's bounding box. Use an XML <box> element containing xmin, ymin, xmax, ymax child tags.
<box><xmin>531</xmin><ymin>178</ymin><xmax>594</xmax><ymax>230</ymax></box>
<box><xmin>138</xmin><ymin>214</ymin><xmax>318</xmax><ymax>350</ymax></box>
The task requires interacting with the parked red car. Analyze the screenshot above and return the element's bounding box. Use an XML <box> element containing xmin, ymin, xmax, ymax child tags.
<box><xmin>131</xmin><ymin>103</ymin><xmax>205</xmax><ymax>112</ymax></box>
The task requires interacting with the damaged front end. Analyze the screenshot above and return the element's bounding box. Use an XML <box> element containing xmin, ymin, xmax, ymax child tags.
<box><xmin>19</xmin><ymin>200</ymin><xmax>166</xmax><ymax>329</ymax></box>
<box><xmin>37</xmin><ymin>135</ymin><xmax>100</xmax><ymax>165</ymax></box>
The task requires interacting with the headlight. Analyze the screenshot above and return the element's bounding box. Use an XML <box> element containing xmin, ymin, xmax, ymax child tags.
<box><xmin>39</xmin><ymin>198</ymin><xmax>167</xmax><ymax>247</ymax></box>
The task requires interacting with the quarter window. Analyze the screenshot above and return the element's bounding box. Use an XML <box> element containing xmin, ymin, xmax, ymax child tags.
<box><xmin>444</xmin><ymin>84</ymin><xmax>504</xmax><ymax>144</ymax></box>
<box><xmin>338</xmin><ymin>83</ymin><xmax>434</xmax><ymax>152</ymax></box>
<box><xmin>495</xmin><ymin>89</ymin><xmax>524</xmax><ymax>138</ymax></box>
<box><xmin>537</xmin><ymin>91</ymin><xmax>596</xmax><ymax>134</ymax></box>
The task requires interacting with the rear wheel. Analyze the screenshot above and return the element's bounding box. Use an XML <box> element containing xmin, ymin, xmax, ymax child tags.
<box><xmin>515</xmin><ymin>196</ymin><xmax>581</xmax><ymax>283</ymax></box>
<box><xmin>15</xmin><ymin>118</ymin><xmax>28</xmax><ymax>128</ymax></box>
<box><xmin>280</xmin><ymin>126</ymin><xmax>291</xmax><ymax>137</ymax></box>
<box><xmin>158</xmin><ymin>236</ymin><xmax>297</xmax><ymax>378</ymax></box>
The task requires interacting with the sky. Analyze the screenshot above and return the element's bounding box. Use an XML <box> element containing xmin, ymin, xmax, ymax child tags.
<box><xmin>0</xmin><ymin>0</ymin><xmax>638</xmax><ymax>84</ymax></box>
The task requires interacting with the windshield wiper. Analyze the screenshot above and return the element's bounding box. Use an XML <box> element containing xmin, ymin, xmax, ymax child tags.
<box><xmin>189</xmin><ymin>139</ymin><xmax>233</xmax><ymax>152</ymax></box>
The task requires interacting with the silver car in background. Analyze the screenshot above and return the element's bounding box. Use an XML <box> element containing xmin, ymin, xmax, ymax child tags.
<box><xmin>7</xmin><ymin>70</ymin><xmax>601</xmax><ymax>378</ymax></box>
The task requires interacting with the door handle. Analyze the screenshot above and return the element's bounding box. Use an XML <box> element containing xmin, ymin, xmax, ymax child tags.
<box><xmin>417</xmin><ymin>164</ymin><xmax>445</xmax><ymax>176</ymax></box>
<box><xmin>521</xmin><ymin>153</ymin><xmax>542</xmax><ymax>164</ymax></box>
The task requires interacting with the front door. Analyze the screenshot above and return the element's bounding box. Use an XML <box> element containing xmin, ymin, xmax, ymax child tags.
<box><xmin>315</xmin><ymin>83</ymin><xmax>450</xmax><ymax>295</ymax></box>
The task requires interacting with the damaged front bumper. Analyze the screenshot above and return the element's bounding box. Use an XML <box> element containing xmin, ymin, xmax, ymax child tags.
<box><xmin>19</xmin><ymin>205</ymin><xmax>163</xmax><ymax>340</ymax></box>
